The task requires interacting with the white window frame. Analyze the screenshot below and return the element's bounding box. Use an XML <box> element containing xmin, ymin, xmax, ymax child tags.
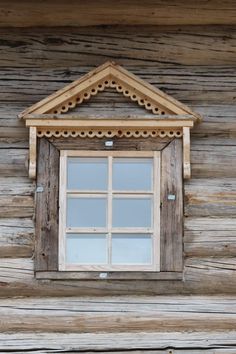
<box><xmin>59</xmin><ymin>150</ymin><xmax>160</xmax><ymax>272</ymax></box>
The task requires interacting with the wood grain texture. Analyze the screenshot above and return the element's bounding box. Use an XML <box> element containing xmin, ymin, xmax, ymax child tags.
<box><xmin>184</xmin><ymin>217</ymin><xmax>236</xmax><ymax>256</ymax></box>
<box><xmin>0</xmin><ymin>1</ymin><xmax>236</xmax><ymax>27</ymax></box>
<box><xmin>0</xmin><ymin>331</ymin><xmax>235</xmax><ymax>351</ymax></box>
<box><xmin>0</xmin><ymin>177</ymin><xmax>34</xmax><ymax>217</ymax></box>
<box><xmin>0</xmin><ymin>219</ymin><xmax>34</xmax><ymax>257</ymax></box>
<box><xmin>0</xmin><ymin>296</ymin><xmax>235</xmax><ymax>333</ymax></box>
<box><xmin>1</xmin><ymin>256</ymin><xmax>236</xmax><ymax>296</ymax></box>
<box><xmin>35</xmin><ymin>138</ymin><xmax>59</xmax><ymax>271</ymax></box>
<box><xmin>185</xmin><ymin>179</ymin><xmax>236</xmax><ymax>217</ymax></box>
<box><xmin>160</xmin><ymin>139</ymin><xmax>183</xmax><ymax>271</ymax></box>
<box><xmin>0</xmin><ymin>26</ymin><xmax>236</xmax><ymax>67</ymax></box>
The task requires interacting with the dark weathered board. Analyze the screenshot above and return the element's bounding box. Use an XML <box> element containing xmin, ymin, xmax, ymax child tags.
<box><xmin>160</xmin><ymin>139</ymin><xmax>183</xmax><ymax>272</ymax></box>
<box><xmin>35</xmin><ymin>138</ymin><xmax>59</xmax><ymax>271</ymax></box>
<box><xmin>1</xmin><ymin>1</ymin><xmax>236</xmax><ymax>27</ymax></box>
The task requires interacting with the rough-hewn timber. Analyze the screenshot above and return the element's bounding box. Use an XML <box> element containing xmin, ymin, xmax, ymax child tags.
<box><xmin>0</xmin><ymin>23</ymin><xmax>236</xmax><ymax>352</ymax></box>
<box><xmin>0</xmin><ymin>1</ymin><xmax>236</xmax><ymax>27</ymax></box>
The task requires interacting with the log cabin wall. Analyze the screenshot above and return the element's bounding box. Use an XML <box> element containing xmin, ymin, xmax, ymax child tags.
<box><xmin>0</xmin><ymin>7</ymin><xmax>236</xmax><ymax>351</ymax></box>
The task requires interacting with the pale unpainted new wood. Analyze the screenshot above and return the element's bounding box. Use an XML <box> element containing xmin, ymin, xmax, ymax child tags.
<box><xmin>20</xmin><ymin>62</ymin><xmax>199</xmax><ymax>119</ymax></box>
<box><xmin>28</xmin><ymin>126</ymin><xmax>37</xmax><ymax>179</ymax></box>
<box><xmin>160</xmin><ymin>139</ymin><xmax>183</xmax><ymax>272</ymax></box>
<box><xmin>35</xmin><ymin>138</ymin><xmax>59</xmax><ymax>271</ymax></box>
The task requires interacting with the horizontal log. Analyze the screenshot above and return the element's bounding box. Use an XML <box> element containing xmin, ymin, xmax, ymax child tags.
<box><xmin>0</xmin><ymin>257</ymin><xmax>236</xmax><ymax>296</ymax></box>
<box><xmin>184</xmin><ymin>217</ymin><xmax>236</xmax><ymax>256</ymax></box>
<box><xmin>0</xmin><ymin>296</ymin><xmax>235</xmax><ymax>334</ymax></box>
<box><xmin>0</xmin><ymin>178</ymin><xmax>34</xmax><ymax>218</ymax></box>
<box><xmin>1</xmin><ymin>0</ymin><xmax>236</xmax><ymax>27</ymax></box>
<box><xmin>1</xmin><ymin>67</ymin><xmax>235</xmax><ymax>104</ymax></box>
<box><xmin>185</xmin><ymin>179</ymin><xmax>236</xmax><ymax>216</ymax></box>
<box><xmin>0</xmin><ymin>218</ymin><xmax>34</xmax><ymax>257</ymax></box>
<box><xmin>0</xmin><ymin>331</ymin><xmax>235</xmax><ymax>351</ymax></box>
<box><xmin>0</xmin><ymin>149</ymin><xmax>28</xmax><ymax>177</ymax></box>
<box><xmin>191</xmin><ymin>142</ymin><xmax>236</xmax><ymax>178</ymax></box>
<box><xmin>0</xmin><ymin>26</ymin><xmax>235</xmax><ymax>67</ymax></box>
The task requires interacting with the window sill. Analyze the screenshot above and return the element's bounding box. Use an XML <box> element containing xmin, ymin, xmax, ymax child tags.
<box><xmin>35</xmin><ymin>271</ymin><xmax>183</xmax><ymax>281</ymax></box>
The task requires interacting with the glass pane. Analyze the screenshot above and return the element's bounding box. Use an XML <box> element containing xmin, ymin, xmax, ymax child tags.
<box><xmin>112</xmin><ymin>234</ymin><xmax>152</xmax><ymax>264</ymax></box>
<box><xmin>113</xmin><ymin>158</ymin><xmax>153</xmax><ymax>191</ymax></box>
<box><xmin>66</xmin><ymin>234</ymin><xmax>107</xmax><ymax>264</ymax></box>
<box><xmin>67</xmin><ymin>157</ymin><xmax>108</xmax><ymax>190</ymax></box>
<box><xmin>67</xmin><ymin>197</ymin><xmax>107</xmax><ymax>227</ymax></box>
<box><xmin>112</xmin><ymin>197</ymin><xmax>152</xmax><ymax>227</ymax></box>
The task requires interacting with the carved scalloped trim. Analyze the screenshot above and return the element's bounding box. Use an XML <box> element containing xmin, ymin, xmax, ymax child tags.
<box><xmin>37</xmin><ymin>129</ymin><xmax>183</xmax><ymax>139</ymax></box>
<box><xmin>47</xmin><ymin>79</ymin><xmax>172</xmax><ymax>116</ymax></box>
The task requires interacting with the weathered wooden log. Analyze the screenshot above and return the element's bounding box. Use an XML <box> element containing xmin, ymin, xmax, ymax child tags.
<box><xmin>0</xmin><ymin>218</ymin><xmax>34</xmax><ymax>257</ymax></box>
<box><xmin>0</xmin><ymin>26</ymin><xmax>235</xmax><ymax>67</ymax></box>
<box><xmin>185</xmin><ymin>179</ymin><xmax>236</xmax><ymax>216</ymax></box>
<box><xmin>1</xmin><ymin>1</ymin><xmax>236</xmax><ymax>27</ymax></box>
<box><xmin>0</xmin><ymin>296</ymin><xmax>235</xmax><ymax>333</ymax></box>
<box><xmin>184</xmin><ymin>217</ymin><xmax>236</xmax><ymax>256</ymax></box>
<box><xmin>0</xmin><ymin>331</ymin><xmax>235</xmax><ymax>351</ymax></box>
<box><xmin>0</xmin><ymin>257</ymin><xmax>236</xmax><ymax>297</ymax></box>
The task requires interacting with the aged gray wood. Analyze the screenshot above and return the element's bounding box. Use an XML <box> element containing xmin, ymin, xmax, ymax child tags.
<box><xmin>0</xmin><ymin>296</ymin><xmax>235</xmax><ymax>333</ymax></box>
<box><xmin>36</xmin><ymin>271</ymin><xmax>183</xmax><ymax>281</ymax></box>
<box><xmin>0</xmin><ymin>218</ymin><xmax>34</xmax><ymax>257</ymax></box>
<box><xmin>0</xmin><ymin>257</ymin><xmax>236</xmax><ymax>296</ymax></box>
<box><xmin>184</xmin><ymin>217</ymin><xmax>236</xmax><ymax>256</ymax></box>
<box><xmin>1</xmin><ymin>67</ymin><xmax>235</xmax><ymax>103</ymax></box>
<box><xmin>35</xmin><ymin>138</ymin><xmax>59</xmax><ymax>271</ymax></box>
<box><xmin>0</xmin><ymin>177</ymin><xmax>34</xmax><ymax>218</ymax></box>
<box><xmin>160</xmin><ymin>139</ymin><xmax>183</xmax><ymax>272</ymax></box>
<box><xmin>0</xmin><ymin>26</ymin><xmax>235</xmax><ymax>66</ymax></box>
<box><xmin>185</xmin><ymin>179</ymin><xmax>236</xmax><ymax>217</ymax></box>
<box><xmin>0</xmin><ymin>331</ymin><xmax>235</xmax><ymax>351</ymax></box>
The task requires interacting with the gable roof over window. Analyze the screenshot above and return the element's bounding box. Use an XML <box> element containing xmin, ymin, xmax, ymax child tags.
<box><xmin>19</xmin><ymin>61</ymin><xmax>202</xmax><ymax>179</ymax></box>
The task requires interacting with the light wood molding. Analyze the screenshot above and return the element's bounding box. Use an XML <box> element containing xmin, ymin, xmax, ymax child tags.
<box><xmin>20</xmin><ymin>62</ymin><xmax>201</xmax><ymax>179</ymax></box>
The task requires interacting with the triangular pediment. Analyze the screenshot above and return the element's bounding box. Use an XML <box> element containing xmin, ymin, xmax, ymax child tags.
<box><xmin>19</xmin><ymin>61</ymin><xmax>201</xmax><ymax>121</ymax></box>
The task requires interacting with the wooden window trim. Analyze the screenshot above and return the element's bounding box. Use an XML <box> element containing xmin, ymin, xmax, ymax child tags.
<box><xmin>58</xmin><ymin>150</ymin><xmax>160</xmax><ymax>272</ymax></box>
<box><xmin>35</xmin><ymin>136</ymin><xmax>183</xmax><ymax>281</ymax></box>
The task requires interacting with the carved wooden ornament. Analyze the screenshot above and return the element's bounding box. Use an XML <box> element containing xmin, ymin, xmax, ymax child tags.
<box><xmin>19</xmin><ymin>61</ymin><xmax>202</xmax><ymax>179</ymax></box>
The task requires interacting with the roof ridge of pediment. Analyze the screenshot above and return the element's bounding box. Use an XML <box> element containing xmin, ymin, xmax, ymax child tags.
<box><xmin>19</xmin><ymin>61</ymin><xmax>202</xmax><ymax>122</ymax></box>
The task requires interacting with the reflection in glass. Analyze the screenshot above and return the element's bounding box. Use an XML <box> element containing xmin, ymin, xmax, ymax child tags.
<box><xmin>112</xmin><ymin>234</ymin><xmax>152</xmax><ymax>264</ymax></box>
<box><xmin>67</xmin><ymin>157</ymin><xmax>108</xmax><ymax>190</ymax></box>
<box><xmin>113</xmin><ymin>158</ymin><xmax>153</xmax><ymax>191</ymax></box>
<box><xmin>112</xmin><ymin>197</ymin><xmax>152</xmax><ymax>227</ymax></box>
<box><xmin>66</xmin><ymin>234</ymin><xmax>107</xmax><ymax>264</ymax></box>
<box><xmin>67</xmin><ymin>197</ymin><xmax>107</xmax><ymax>227</ymax></box>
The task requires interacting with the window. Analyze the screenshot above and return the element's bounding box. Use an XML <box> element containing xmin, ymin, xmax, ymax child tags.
<box><xmin>24</xmin><ymin>62</ymin><xmax>198</xmax><ymax>281</ymax></box>
<box><xmin>35</xmin><ymin>137</ymin><xmax>183</xmax><ymax>280</ymax></box>
<box><xmin>59</xmin><ymin>151</ymin><xmax>160</xmax><ymax>271</ymax></box>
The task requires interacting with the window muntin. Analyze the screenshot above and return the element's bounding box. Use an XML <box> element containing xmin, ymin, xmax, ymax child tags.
<box><xmin>59</xmin><ymin>151</ymin><xmax>160</xmax><ymax>271</ymax></box>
